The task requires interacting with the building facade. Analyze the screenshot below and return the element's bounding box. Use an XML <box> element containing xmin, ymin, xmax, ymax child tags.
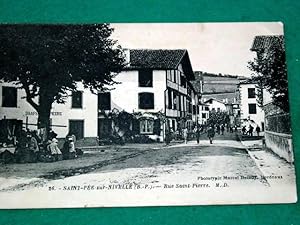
<box><xmin>239</xmin><ymin>81</ymin><xmax>264</xmax><ymax>130</ymax></box>
<box><xmin>0</xmin><ymin>82</ymin><xmax>98</xmax><ymax>142</ymax></box>
<box><xmin>98</xmin><ymin>49</ymin><xmax>200</xmax><ymax>141</ymax></box>
<box><xmin>0</xmin><ymin>48</ymin><xmax>200</xmax><ymax>144</ymax></box>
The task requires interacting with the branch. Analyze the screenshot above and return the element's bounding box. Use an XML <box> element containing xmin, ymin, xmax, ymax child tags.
<box><xmin>21</xmin><ymin>81</ymin><xmax>39</xmax><ymax>111</ymax></box>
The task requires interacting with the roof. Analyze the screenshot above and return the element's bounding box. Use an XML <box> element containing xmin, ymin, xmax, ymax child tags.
<box><xmin>202</xmin><ymin>92</ymin><xmax>239</xmax><ymax>104</ymax></box>
<box><xmin>204</xmin><ymin>98</ymin><xmax>226</xmax><ymax>105</ymax></box>
<box><xmin>250</xmin><ymin>35</ymin><xmax>284</xmax><ymax>52</ymax></box>
<box><xmin>127</xmin><ymin>49</ymin><xmax>195</xmax><ymax>80</ymax></box>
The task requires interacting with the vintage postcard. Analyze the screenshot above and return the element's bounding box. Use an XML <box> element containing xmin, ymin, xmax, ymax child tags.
<box><xmin>0</xmin><ymin>22</ymin><xmax>297</xmax><ymax>208</ymax></box>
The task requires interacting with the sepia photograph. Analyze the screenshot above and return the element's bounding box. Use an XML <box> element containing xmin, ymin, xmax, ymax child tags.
<box><xmin>0</xmin><ymin>22</ymin><xmax>296</xmax><ymax>208</ymax></box>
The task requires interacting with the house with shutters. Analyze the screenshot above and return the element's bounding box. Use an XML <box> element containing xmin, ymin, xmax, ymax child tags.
<box><xmin>0</xmin><ymin>81</ymin><xmax>98</xmax><ymax>145</ymax></box>
<box><xmin>0</xmin><ymin>48</ymin><xmax>200</xmax><ymax>144</ymax></box>
<box><xmin>239</xmin><ymin>79</ymin><xmax>265</xmax><ymax>130</ymax></box>
<box><xmin>97</xmin><ymin>49</ymin><xmax>199</xmax><ymax>142</ymax></box>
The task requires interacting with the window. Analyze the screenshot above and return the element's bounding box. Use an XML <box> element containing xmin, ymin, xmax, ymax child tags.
<box><xmin>138</xmin><ymin>69</ymin><xmax>153</xmax><ymax>87</ymax></box>
<box><xmin>193</xmin><ymin>105</ymin><xmax>196</xmax><ymax>114</ymax></box>
<box><xmin>180</xmin><ymin>74</ymin><xmax>186</xmax><ymax>88</ymax></box>
<box><xmin>140</xmin><ymin>118</ymin><xmax>154</xmax><ymax>134</ymax></box>
<box><xmin>138</xmin><ymin>92</ymin><xmax>154</xmax><ymax>109</ymax></box>
<box><xmin>248</xmin><ymin>88</ymin><xmax>255</xmax><ymax>98</ymax></box>
<box><xmin>248</xmin><ymin>103</ymin><xmax>257</xmax><ymax>114</ymax></box>
<box><xmin>172</xmin><ymin>70</ymin><xmax>177</xmax><ymax>83</ymax></box>
<box><xmin>202</xmin><ymin>113</ymin><xmax>206</xmax><ymax>119</ymax></box>
<box><xmin>167</xmin><ymin>90</ymin><xmax>172</xmax><ymax>109</ymax></box>
<box><xmin>173</xmin><ymin>92</ymin><xmax>177</xmax><ymax>110</ymax></box>
<box><xmin>167</xmin><ymin>70</ymin><xmax>171</xmax><ymax>80</ymax></box>
<box><xmin>98</xmin><ymin>93</ymin><xmax>111</xmax><ymax>110</ymax></box>
<box><xmin>2</xmin><ymin>86</ymin><xmax>17</xmax><ymax>107</ymax></box>
<box><xmin>205</xmin><ymin>106</ymin><xmax>209</xmax><ymax>111</ymax></box>
<box><xmin>71</xmin><ymin>91</ymin><xmax>82</xmax><ymax>108</ymax></box>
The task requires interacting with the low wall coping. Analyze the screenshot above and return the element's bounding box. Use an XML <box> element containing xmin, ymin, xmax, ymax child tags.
<box><xmin>265</xmin><ymin>130</ymin><xmax>292</xmax><ymax>139</ymax></box>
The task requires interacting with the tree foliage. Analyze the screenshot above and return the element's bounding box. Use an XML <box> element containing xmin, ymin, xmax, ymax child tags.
<box><xmin>0</xmin><ymin>24</ymin><xmax>125</xmax><ymax>132</ymax></box>
<box><xmin>248</xmin><ymin>37</ymin><xmax>289</xmax><ymax>112</ymax></box>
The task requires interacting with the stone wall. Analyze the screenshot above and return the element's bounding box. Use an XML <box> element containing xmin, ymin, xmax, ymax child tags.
<box><xmin>265</xmin><ymin>131</ymin><xmax>293</xmax><ymax>163</ymax></box>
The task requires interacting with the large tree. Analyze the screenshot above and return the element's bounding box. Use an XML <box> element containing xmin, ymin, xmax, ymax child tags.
<box><xmin>0</xmin><ymin>24</ymin><xmax>125</xmax><ymax>136</ymax></box>
<box><xmin>248</xmin><ymin>37</ymin><xmax>289</xmax><ymax>112</ymax></box>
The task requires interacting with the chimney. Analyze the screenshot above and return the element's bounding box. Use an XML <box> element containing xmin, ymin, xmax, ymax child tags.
<box><xmin>123</xmin><ymin>48</ymin><xmax>130</xmax><ymax>67</ymax></box>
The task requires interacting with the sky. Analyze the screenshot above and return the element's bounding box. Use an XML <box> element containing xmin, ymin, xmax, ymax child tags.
<box><xmin>111</xmin><ymin>22</ymin><xmax>284</xmax><ymax>77</ymax></box>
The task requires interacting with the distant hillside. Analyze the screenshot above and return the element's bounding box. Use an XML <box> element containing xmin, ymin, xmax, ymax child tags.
<box><xmin>194</xmin><ymin>71</ymin><xmax>246</xmax><ymax>104</ymax></box>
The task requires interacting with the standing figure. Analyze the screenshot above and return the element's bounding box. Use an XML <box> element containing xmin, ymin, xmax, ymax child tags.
<box><xmin>248</xmin><ymin>125</ymin><xmax>254</xmax><ymax>137</ymax></box>
<box><xmin>195</xmin><ymin>126</ymin><xmax>201</xmax><ymax>144</ymax></box>
<box><xmin>256</xmin><ymin>126</ymin><xmax>261</xmax><ymax>136</ymax></box>
<box><xmin>28</xmin><ymin>131</ymin><xmax>39</xmax><ymax>162</ymax></box>
<box><xmin>183</xmin><ymin>127</ymin><xmax>188</xmax><ymax>144</ymax></box>
<box><xmin>220</xmin><ymin>124</ymin><xmax>225</xmax><ymax>135</ymax></box>
<box><xmin>207</xmin><ymin>126</ymin><xmax>215</xmax><ymax>144</ymax></box>
<box><xmin>234</xmin><ymin>125</ymin><xmax>238</xmax><ymax>133</ymax></box>
<box><xmin>216</xmin><ymin>125</ymin><xmax>220</xmax><ymax>135</ymax></box>
<box><xmin>242</xmin><ymin>126</ymin><xmax>246</xmax><ymax>135</ymax></box>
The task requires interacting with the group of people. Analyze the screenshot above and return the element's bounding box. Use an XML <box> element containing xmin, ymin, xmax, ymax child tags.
<box><xmin>241</xmin><ymin>125</ymin><xmax>261</xmax><ymax>136</ymax></box>
<box><xmin>180</xmin><ymin>123</ymin><xmax>238</xmax><ymax>145</ymax></box>
<box><xmin>1</xmin><ymin>129</ymin><xmax>80</xmax><ymax>164</ymax></box>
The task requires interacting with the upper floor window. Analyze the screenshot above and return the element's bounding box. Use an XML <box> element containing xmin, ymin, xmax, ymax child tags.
<box><xmin>167</xmin><ymin>89</ymin><xmax>172</xmax><ymax>109</ymax></box>
<box><xmin>180</xmin><ymin>74</ymin><xmax>186</xmax><ymax>88</ymax></box>
<box><xmin>138</xmin><ymin>92</ymin><xmax>154</xmax><ymax>109</ymax></box>
<box><xmin>248</xmin><ymin>88</ymin><xmax>255</xmax><ymax>98</ymax></box>
<box><xmin>138</xmin><ymin>69</ymin><xmax>153</xmax><ymax>87</ymax></box>
<box><xmin>98</xmin><ymin>92</ymin><xmax>111</xmax><ymax>110</ymax></box>
<box><xmin>71</xmin><ymin>91</ymin><xmax>82</xmax><ymax>108</ymax></box>
<box><xmin>248</xmin><ymin>103</ymin><xmax>257</xmax><ymax>114</ymax></box>
<box><xmin>171</xmin><ymin>70</ymin><xmax>176</xmax><ymax>83</ymax></box>
<box><xmin>2</xmin><ymin>86</ymin><xmax>17</xmax><ymax>108</ymax></box>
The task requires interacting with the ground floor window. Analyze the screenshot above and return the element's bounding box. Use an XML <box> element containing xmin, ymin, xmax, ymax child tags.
<box><xmin>140</xmin><ymin>118</ymin><xmax>154</xmax><ymax>134</ymax></box>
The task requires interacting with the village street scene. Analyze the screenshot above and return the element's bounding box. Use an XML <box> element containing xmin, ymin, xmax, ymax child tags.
<box><xmin>0</xmin><ymin>23</ymin><xmax>296</xmax><ymax>201</ymax></box>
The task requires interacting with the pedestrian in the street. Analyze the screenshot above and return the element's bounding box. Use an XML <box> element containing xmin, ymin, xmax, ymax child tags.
<box><xmin>230</xmin><ymin>126</ymin><xmax>233</xmax><ymax>133</ymax></box>
<box><xmin>207</xmin><ymin>126</ymin><xmax>215</xmax><ymax>144</ymax></box>
<box><xmin>234</xmin><ymin>125</ymin><xmax>238</xmax><ymax>133</ymax></box>
<box><xmin>242</xmin><ymin>126</ymin><xmax>246</xmax><ymax>135</ymax></box>
<box><xmin>216</xmin><ymin>125</ymin><xmax>220</xmax><ymax>135</ymax></box>
<box><xmin>256</xmin><ymin>125</ymin><xmax>261</xmax><ymax>136</ymax></box>
<box><xmin>221</xmin><ymin>124</ymin><xmax>225</xmax><ymax>135</ymax></box>
<box><xmin>195</xmin><ymin>126</ymin><xmax>201</xmax><ymax>144</ymax></box>
<box><xmin>248</xmin><ymin>125</ymin><xmax>254</xmax><ymax>136</ymax></box>
<box><xmin>183</xmin><ymin>127</ymin><xmax>188</xmax><ymax>144</ymax></box>
<box><xmin>165</xmin><ymin>130</ymin><xmax>171</xmax><ymax>146</ymax></box>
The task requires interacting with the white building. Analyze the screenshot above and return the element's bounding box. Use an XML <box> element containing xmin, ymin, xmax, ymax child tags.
<box><xmin>198</xmin><ymin>103</ymin><xmax>210</xmax><ymax>125</ymax></box>
<box><xmin>0</xmin><ymin>49</ymin><xmax>199</xmax><ymax>143</ymax></box>
<box><xmin>98</xmin><ymin>49</ymin><xmax>199</xmax><ymax>141</ymax></box>
<box><xmin>0</xmin><ymin>82</ymin><xmax>98</xmax><ymax>143</ymax></box>
<box><xmin>203</xmin><ymin>98</ymin><xmax>227</xmax><ymax>112</ymax></box>
<box><xmin>239</xmin><ymin>81</ymin><xmax>264</xmax><ymax>130</ymax></box>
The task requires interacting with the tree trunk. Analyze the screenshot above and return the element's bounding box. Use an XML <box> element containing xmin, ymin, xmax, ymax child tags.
<box><xmin>37</xmin><ymin>90</ymin><xmax>53</xmax><ymax>141</ymax></box>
